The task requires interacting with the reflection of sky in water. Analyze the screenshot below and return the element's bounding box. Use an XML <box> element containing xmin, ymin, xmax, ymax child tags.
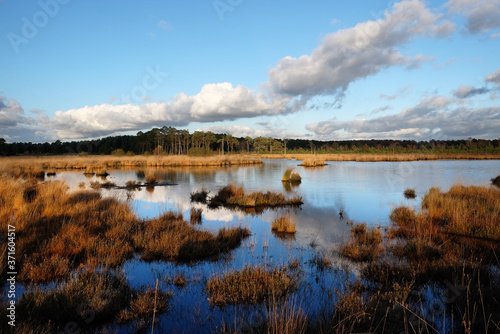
<box><xmin>48</xmin><ymin>159</ymin><xmax>499</xmax><ymax>333</ymax></box>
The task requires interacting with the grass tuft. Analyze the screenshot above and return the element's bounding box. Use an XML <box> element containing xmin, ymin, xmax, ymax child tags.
<box><xmin>271</xmin><ymin>215</ymin><xmax>296</xmax><ymax>234</ymax></box>
<box><xmin>403</xmin><ymin>188</ymin><xmax>416</xmax><ymax>199</ymax></box>
<box><xmin>206</xmin><ymin>266</ymin><xmax>297</xmax><ymax>306</ymax></box>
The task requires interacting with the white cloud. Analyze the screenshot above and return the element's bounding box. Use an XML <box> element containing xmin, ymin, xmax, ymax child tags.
<box><xmin>486</xmin><ymin>68</ymin><xmax>500</xmax><ymax>87</ymax></box>
<box><xmin>446</xmin><ymin>0</ymin><xmax>500</xmax><ymax>33</ymax></box>
<box><xmin>48</xmin><ymin>83</ymin><xmax>292</xmax><ymax>139</ymax></box>
<box><xmin>306</xmin><ymin>95</ymin><xmax>500</xmax><ymax>140</ymax></box>
<box><xmin>267</xmin><ymin>0</ymin><xmax>454</xmax><ymax>99</ymax></box>
<box><xmin>0</xmin><ymin>96</ymin><xmax>30</xmax><ymax>127</ymax></box>
<box><xmin>157</xmin><ymin>20</ymin><xmax>172</xmax><ymax>30</ymax></box>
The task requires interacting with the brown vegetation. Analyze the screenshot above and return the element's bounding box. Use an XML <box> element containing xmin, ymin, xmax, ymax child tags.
<box><xmin>206</xmin><ymin>266</ymin><xmax>297</xmax><ymax>306</ymax></box>
<box><xmin>208</xmin><ymin>183</ymin><xmax>303</xmax><ymax>209</ymax></box>
<box><xmin>271</xmin><ymin>215</ymin><xmax>297</xmax><ymax>234</ymax></box>
<box><xmin>340</xmin><ymin>223</ymin><xmax>383</xmax><ymax>262</ymax></box>
<box><xmin>336</xmin><ymin>184</ymin><xmax>500</xmax><ymax>333</ymax></box>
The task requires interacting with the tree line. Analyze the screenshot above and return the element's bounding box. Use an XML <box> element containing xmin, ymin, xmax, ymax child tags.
<box><xmin>0</xmin><ymin>127</ymin><xmax>499</xmax><ymax>156</ymax></box>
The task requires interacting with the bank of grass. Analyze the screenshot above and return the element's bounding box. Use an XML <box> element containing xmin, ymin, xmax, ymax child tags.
<box><xmin>0</xmin><ymin>173</ymin><xmax>250</xmax><ymax>284</ymax></box>
<box><xmin>340</xmin><ymin>223</ymin><xmax>383</xmax><ymax>262</ymax></box>
<box><xmin>298</xmin><ymin>158</ymin><xmax>326</xmax><ymax>167</ymax></box>
<box><xmin>206</xmin><ymin>266</ymin><xmax>298</xmax><ymax>306</ymax></box>
<box><xmin>0</xmin><ymin>155</ymin><xmax>263</xmax><ymax>174</ymax></box>
<box><xmin>261</xmin><ymin>152</ymin><xmax>500</xmax><ymax>162</ymax></box>
<box><xmin>208</xmin><ymin>183</ymin><xmax>303</xmax><ymax>209</ymax></box>
<box><xmin>281</xmin><ymin>167</ymin><xmax>302</xmax><ymax>183</ymax></box>
<box><xmin>335</xmin><ymin>184</ymin><xmax>500</xmax><ymax>333</ymax></box>
<box><xmin>271</xmin><ymin>215</ymin><xmax>297</xmax><ymax>234</ymax></box>
<box><xmin>3</xmin><ymin>269</ymin><xmax>172</xmax><ymax>333</ymax></box>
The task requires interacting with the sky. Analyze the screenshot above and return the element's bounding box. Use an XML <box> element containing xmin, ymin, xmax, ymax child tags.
<box><xmin>1</xmin><ymin>0</ymin><xmax>500</xmax><ymax>143</ymax></box>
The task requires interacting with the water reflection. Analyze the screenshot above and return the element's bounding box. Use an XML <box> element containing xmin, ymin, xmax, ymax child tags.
<box><xmin>49</xmin><ymin>159</ymin><xmax>499</xmax><ymax>332</ymax></box>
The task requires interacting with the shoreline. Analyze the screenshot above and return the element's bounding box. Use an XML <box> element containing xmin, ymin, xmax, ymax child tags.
<box><xmin>0</xmin><ymin>152</ymin><xmax>499</xmax><ymax>173</ymax></box>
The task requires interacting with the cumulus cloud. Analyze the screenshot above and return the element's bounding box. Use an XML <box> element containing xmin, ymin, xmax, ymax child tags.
<box><xmin>267</xmin><ymin>0</ymin><xmax>454</xmax><ymax>99</ymax></box>
<box><xmin>446</xmin><ymin>0</ymin><xmax>500</xmax><ymax>34</ymax></box>
<box><xmin>306</xmin><ymin>95</ymin><xmax>500</xmax><ymax>140</ymax></box>
<box><xmin>49</xmin><ymin>83</ymin><xmax>292</xmax><ymax>139</ymax></box>
<box><xmin>486</xmin><ymin>68</ymin><xmax>500</xmax><ymax>88</ymax></box>
<box><xmin>452</xmin><ymin>85</ymin><xmax>490</xmax><ymax>98</ymax></box>
<box><xmin>0</xmin><ymin>96</ymin><xmax>31</xmax><ymax>128</ymax></box>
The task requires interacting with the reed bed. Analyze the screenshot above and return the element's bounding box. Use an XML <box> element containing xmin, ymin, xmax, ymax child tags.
<box><xmin>340</xmin><ymin>223</ymin><xmax>383</xmax><ymax>262</ymax></box>
<box><xmin>206</xmin><ymin>266</ymin><xmax>297</xmax><ymax>306</ymax></box>
<box><xmin>281</xmin><ymin>167</ymin><xmax>302</xmax><ymax>183</ymax></box>
<box><xmin>403</xmin><ymin>188</ymin><xmax>416</xmax><ymax>199</ymax></box>
<box><xmin>262</xmin><ymin>152</ymin><xmax>500</xmax><ymax>162</ymax></box>
<box><xmin>6</xmin><ymin>269</ymin><xmax>172</xmax><ymax>333</ymax></box>
<box><xmin>0</xmin><ymin>174</ymin><xmax>250</xmax><ymax>284</ymax></box>
<box><xmin>298</xmin><ymin>158</ymin><xmax>326</xmax><ymax>167</ymax></box>
<box><xmin>207</xmin><ymin>184</ymin><xmax>303</xmax><ymax>209</ymax></box>
<box><xmin>335</xmin><ymin>184</ymin><xmax>500</xmax><ymax>333</ymax></box>
<box><xmin>271</xmin><ymin>215</ymin><xmax>297</xmax><ymax>234</ymax></box>
<box><xmin>0</xmin><ymin>155</ymin><xmax>263</xmax><ymax>174</ymax></box>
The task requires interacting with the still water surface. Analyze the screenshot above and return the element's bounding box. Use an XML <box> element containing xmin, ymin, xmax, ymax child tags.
<box><xmin>52</xmin><ymin>159</ymin><xmax>499</xmax><ymax>332</ymax></box>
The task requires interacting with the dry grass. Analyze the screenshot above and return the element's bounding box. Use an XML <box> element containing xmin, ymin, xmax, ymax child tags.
<box><xmin>271</xmin><ymin>215</ymin><xmax>297</xmax><ymax>234</ymax></box>
<box><xmin>0</xmin><ymin>155</ymin><xmax>263</xmax><ymax>173</ymax></box>
<box><xmin>299</xmin><ymin>158</ymin><xmax>326</xmax><ymax>167</ymax></box>
<box><xmin>7</xmin><ymin>269</ymin><xmax>173</xmax><ymax>333</ymax></box>
<box><xmin>209</xmin><ymin>183</ymin><xmax>303</xmax><ymax>209</ymax></box>
<box><xmin>335</xmin><ymin>185</ymin><xmax>500</xmax><ymax>333</ymax></box>
<box><xmin>206</xmin><ymin>266</ymin><xmax>297</xmax><ymax>306</ymax></box>
<box><xmin>340</xmin><ymin>224</ymin><xmax>383</xmax><ymax>262</ymax></box>
<box><xmin>281</xmin><ymin>167</ymin><xmax>302</xmax><ymax>183</ymax></box>
<box><xmin>190</xmin><ymin>207</ymin><xmax>203</xmax><ymax>224</ymax></box>
<box><xmin>403</xmin><ymin>188</ymin><xmax>416</xmax><ymax>199</ymax></box>
<box><xmin>0</xmin><ymin>172</ymin><xmax>250</xmax><ymax>283</ymax></box>
<box><xmin>264</xmin><ymin>153</ymin><xmax>500</xmax><ymax>162</ymax></box>
<box><xmin>133</xmin><ymin>211</ymin><xmax>250</xmax><ymax>262</ymax></box>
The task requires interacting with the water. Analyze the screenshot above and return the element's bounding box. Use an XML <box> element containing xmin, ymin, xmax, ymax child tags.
<box><xmin>49</xmin><ymin>159</ymin><xmax>499</xmax><ymax>332</ymax></box>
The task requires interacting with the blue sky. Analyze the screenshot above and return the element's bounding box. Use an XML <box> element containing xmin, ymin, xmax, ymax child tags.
<box><xmin>1</xmin><ymin>0</ymin><xmax>499</xmax><ymax>143</ymax></box>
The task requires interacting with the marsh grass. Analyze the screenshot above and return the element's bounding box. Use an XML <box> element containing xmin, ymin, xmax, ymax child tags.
<box><xmin>340</xmin><ymin>224</ymin><xmax>383</xmax><ymax>262</ymax></box>
<box><xmin>208</xmin><ymin>183</ymin><xmax>303</xmax><ymax>209</ymax></box>
<box><xmin>299</xmin><ymin>158</ymin><xmax>326</xmax><ymax>167</ymax></box>
<box><xmin>491</xmin><ymin>175</ymin><xmax>500</xmax><ymax>187</ymax></box>
<box><xmin>281</xmin><ymin>167</ymin><xmax>302</xmax><ymax>183</ymax></box>
<box><xmin>271</xmin><ymin>215</ymin><xmax>296</xmax><ymax>234</ymax></box>
<box><xmin>0</xmin><ymin>174</ymin><xmax>249</xmax><ymax>283</ymax></box>
<box><xmin>206</xmin><ymin>266</ymin><xmax>297</xmax><ymax>306</ymax></box>
<box><xmin>133</xmin><ymin>212</ymin><xmax>250</xmax><ymax>262</ymax></box>
<box><xmin>336</xmin><ymin>185</ymin><xmax>500</xmax><ymax>333</ymax></box>
<box><xmin>10</xmin><ymin>269</ymin><xmax>173</xmax><ymax>333</ymax></box>
<box><xmin>190</xmin><ymin>188</ymin><xmax>209</xmax><ymax>203</ymax></box>
<box><xmin>403</xmin><ymin>188</ymin><xmax>416</xmax><ymax>199</ymax></box>
<box><xmin>190</xmin><ymin>207</ymin><xmax>203</xmax><ymax>224</ymax></box>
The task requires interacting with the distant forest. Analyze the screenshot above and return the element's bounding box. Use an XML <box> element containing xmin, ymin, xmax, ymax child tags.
<box><xmin>1</xmin><ymin>126</ymin><xmax>499</xmax><ymax>156</ymax></box>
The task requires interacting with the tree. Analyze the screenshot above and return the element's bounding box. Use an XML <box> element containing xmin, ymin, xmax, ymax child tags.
<box><xmin>244</xmin><ymin>136</ymin><xmax>253</xmax><ymax>153</ymax></box>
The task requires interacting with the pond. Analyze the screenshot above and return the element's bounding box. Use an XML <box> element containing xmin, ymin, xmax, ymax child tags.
<box><xmin>50</xmin><ymin>159</ymin><xmax>499</xmax><ymax>333</ymax></box>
